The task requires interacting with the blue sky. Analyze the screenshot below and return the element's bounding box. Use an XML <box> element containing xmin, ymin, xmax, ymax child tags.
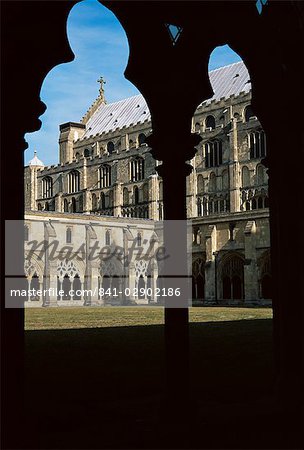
<box><xmin>25</xmin><ymin>0</ymin><xmax>242</xmax><ymax>166</ymax></box>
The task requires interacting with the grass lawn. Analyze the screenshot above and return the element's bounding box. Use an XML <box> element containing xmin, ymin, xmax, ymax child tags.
<box><xmin>25</xmin><ymin>306</ymin><xmax>272</xmax><ymax>330</ymax></box>
<box><xmin>24</xmin><ymin>306</ymin><xmax>285</xmax><ymax>448</ymax></box>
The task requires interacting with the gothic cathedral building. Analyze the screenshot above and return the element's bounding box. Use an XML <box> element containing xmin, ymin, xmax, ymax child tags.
<box><xmin>24</xmin><ymin>61</ymin><xmax>271</xmax><ymax>306</ymax></box>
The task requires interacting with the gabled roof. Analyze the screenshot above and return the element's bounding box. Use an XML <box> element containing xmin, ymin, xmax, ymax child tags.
<box><xmin>83</xmin><ymin>61</ymin><xmax>250</xmax><ymax>139</ymax></box>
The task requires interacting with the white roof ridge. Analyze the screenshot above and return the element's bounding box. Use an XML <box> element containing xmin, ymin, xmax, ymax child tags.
<box><xmin>209</xmin><ymin>60</ymin><xmax>244</xmax><ymax>74</ymax></box>
<box><xmin>83</xmin><ymin>61</ymin><xmax>250</xmax><ymax>138</ymax></box>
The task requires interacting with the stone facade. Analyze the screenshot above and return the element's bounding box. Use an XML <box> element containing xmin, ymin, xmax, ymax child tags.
<box><xmin>24</xmin><ymin>62</ymin><xmax>271</xmax><ymax>305</ymax></box>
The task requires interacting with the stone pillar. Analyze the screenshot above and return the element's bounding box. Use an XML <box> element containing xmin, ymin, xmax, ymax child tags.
<box><xmin>148</xmin><ymin>174</ymin><xmax>159</xmax><ymax>220</ymax></box>
<box><xmin>83</xmin><ymin>190</ymin><xmax>91</xmax><ymax>213</ymax></box>
<box><xmin>128</xmin><ymin>262</ymin><xmax>136</xmax><ymax>303</ymax></box>
<box><xmin>244</xmin><ymin>220</ymin><xmax>259</xmax><ymax>304</ymax></box>
<box><xmin>43</xmin><ymin>221</ymin><xmax>58</xmax><ymax>306</ymax></box>
<box><xmin>55</xmin><ymin>193</ymin><xmax>63</xmax><ymax>212</ymax></box>
<box><xmin>82</xmin><ymin>157</ymin><xmax>87</xmax><ymax>190</ymax></box>
<box><xmin>113</xmin><ymin>182</ymin><xmax>122</xmax><ymax>216</ymax></box>
<box><xmin>48</xmin><ymin>261</ymin><xmax>58</xmax><ymax>306</ymax></box>
<box><xmin>204</xmin><ymin>224</ymin><xmax>217</xmax><ymax>302</ymax></box>
<box><xmin>90</xmin><ymin>267</ymin><xmax>100</xmax><ymax>305</ymax></box>
<box><xmin>228</xmin><ymin>118</ymin><xmax>241</xmax><ymax>212</ymax></box>
<box><xmin>84</xmin><ymin>224</ymin><xmax>99</xmax><ymax>305</ymax></box>
<box><xmin>31</xmin><ymin>168</ymin><xmax>38</xmax><ymax>210</ymax></box>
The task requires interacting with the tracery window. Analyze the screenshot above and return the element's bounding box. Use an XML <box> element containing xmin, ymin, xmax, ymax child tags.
<box><xmin>99</xmin><ymin>165</ymin><xmax>111</xmax><ymax>188</ymax></box>
<box><xmin>249</xmin><ymin>130</ymin><xmax>266</xmax><ymax>159</ymax></box>
<box><xmin>42</xmin><ymin>176</ymin><xmax>53</xmax><ymax>198</ymax></box>
<box><xmin>130</xmin><ymin>157</ymin><xmax>144</xmax><ymax>182</ymax></box>
<box><xmin>205</xmin><ymin>140</ymin><xmax>223</xmax><ymax>168</ymax></box>
<box><xmin>68</xmin><ymin>170</ymin><xmax>80</xmax><ymax>193</ymax></box>
<box><xmin>221</xmin><ymin>253</ymin><xmax>244</xmax><ymax>300</ymax></box>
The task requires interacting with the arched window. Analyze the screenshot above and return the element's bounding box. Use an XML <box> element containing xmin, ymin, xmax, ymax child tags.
<box><xmin>66</xmin><ymin>227</ymin><xmax>72</xmax><ymax>243</ymax></box>
<box><xmin>192</xmin><ymin>258</ymin><xmax>205</xmax><ymax>300</ymax></box>
<box><xmin>99</xmin><ymin>165</ymin><xmax>111</xmax><ymax>188</ymax></box>
<box><xmin>68</xmin><ymin>170</ymin><xmax>80</xmax><ymax>193</ymax></box>
<box><xmin>197</xmin><ymin>174</ymin><xmax>204</xmax><ymax>194</ymax></box>
<box><xmin>71</xmin><ymin>197</ymin><xmax>77</xmax><ymax>213</ymax></box>
<box><xmin>92</xmin><ymin>193</ymin><xmax>97</xmax><ymax>211</ymax></box>
<box><xmin>37</xmin><ymin>203</ymin><xmax>42</xmax><ymax>211</ymax></box>
<box><xmin>63</xmin><ymin>199</ymin><xmax>69</xmax><ymax>212</ymax></box>
<box><xmin>83</xmin><ymin>148</ymin><xmax>91</xmax><ymax>158</ymax></box>
<box><xmin>100</xmin><ymin>192</ymin><xmax>106</xmax><ymax>209</ymax></box>
<box><xmin>205</xmin><ymin>115</ymin><xmax>216</xmax><ymax>130</ymax></box>
<box><xmin>194</xmin><ymin>122</ymin><xmax>200</xmax><ymax>133</ymax></box>
<box><xmin>44</xmin><ymin>202</ymin><xmax>49</xmax><ymax>211</ymax></box>
<box><xmin>242</xmin><ymin>166</ymin><xmax>250</xmax><ymax>187</ymax></box>
<box><xmin>109</xmin><ymin>190</ymin><xmax>114</xmax><ymax>207</ymax></box>
<box><xmin>197</xmin><ymin>198</ymin><xmax>202</xmax><ymax>216</ymax></box>
<box><xmin>134</xmin><ymin>186</ymin><xmax>139</xmax><ymax>204</ymax></box>
<box><xmin>123</xmin><ymin>188</ymin><xmax>129</xmax><ymax>206</ymax></box>
<box><xmin>107</xmin><ymin>141</ymin><xmax>115</xmax><ymax>154</ymax></box>
<box><xmin>244</xmin><ymin>105</ymin><xmax>255</xmax><ymax>122</ymax></box>
<box><xmin>209</xmin><ymin>172</ymin><xmax>216</xmax><ymax>192</ymax></box>
<box><xmin>105</xmin><ymin>230</ymin><xmax>111</xmax><ymax>246</ymax></box>
<box><xmin>249</xmin><ymin>130</ymin><xmax>266</xmax><ymax>159</ymax></box>
<box><xmin>205</xmin><ymin>140</ymin><xmax>222</xmax><ymax>168</ymax></box>
<box><xmin>137</xmin><ymin>232</ymin><xmax>142</xmax><ymax>247</ymax></box>
<box><xmin>75</xmin><ymin>152</ymin><xmax>80</xmax><ymax>161</ymax></box>
<box><xmin>130</xmin><ymin>157</ymin><xmax>144</xmax><ymax>182</ymax></box>
<box><xmin>42</xmin><ymin>176</ymin><xmax>53</xmax><ymax>198</ymax></box>
<box><xmin>256</xmin><ymin>164</ymin><xmax>265</xmax><ymax>185</ymax></box>
<box><xmin>138</xmin><ymin>133</ymin><xmax>146</xmax><ymax>146</ymax></box>
<box><xmin>24</xmin><ymin>225</ymin><xmax>29</xmax><ymax>241</ymax></box>
<box><xmin>259</xmin><ymin>250</ymin><xmax>272</xmax><ymax>299</ymax></box>
<box><xmin>222</xmin><ymin>169</ymin><xmax>229</xmax><ymax>190</ymax></box>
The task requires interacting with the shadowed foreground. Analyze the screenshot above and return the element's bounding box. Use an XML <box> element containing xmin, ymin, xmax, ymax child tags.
<box><xmin>24</xmin><ymin>318</ymin><xmax>300</xmax><ymax>449</ymax></box>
